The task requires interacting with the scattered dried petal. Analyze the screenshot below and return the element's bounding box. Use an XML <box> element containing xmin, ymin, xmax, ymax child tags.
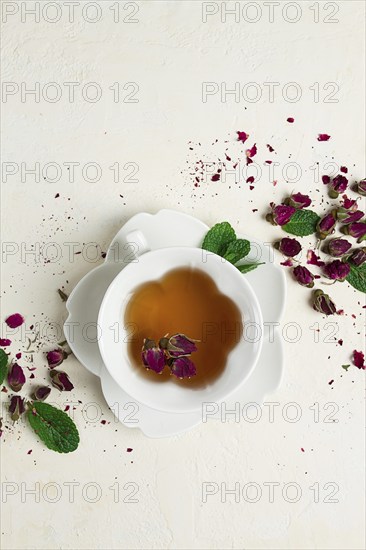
<box><xmin>5</xmin><ymin>314</ymin><xmax>24</xmax><ymax>329</ymax></box>
<box><xmin>353</xmin><ymin>350</ymin><xmax>365</xmax><ymax>369</ymax></box>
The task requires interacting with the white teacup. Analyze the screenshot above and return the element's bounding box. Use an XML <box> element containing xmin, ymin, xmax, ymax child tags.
<box><xmin>98</xmin><ymin>244</ymin><xmax>263</xmax><ymax>414</ymax></box>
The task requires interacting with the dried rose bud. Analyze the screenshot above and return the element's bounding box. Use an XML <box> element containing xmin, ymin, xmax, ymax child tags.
<box><xmin>341</xmin><ymin>222</ymin><xmax>366</xmax><ymax>243</ymax></box>
<box><xmin>286</xmin><ymin>192</ymin><xmax>311</xmax><ymax>209</ymax></box>
<box><xmin>312</xmin><ymin>290</ymin><xmax>337</xmax><ymax>316</ymax></box>
<box><xmin>141</xmin><ymin>339</ymin><xmax>166</xmax><ymax>374</ymax></box>
<box><xmin>50</xmin><ymin>370</ymin><xmax>74</xmax><ymax>391</ymax></box>
<box><xmin>328</xmin><ymin>174</ymin><xmax>348</xmax><ymax>198</ymax></box>
<box><xmin>350</xmin><ymin>247</ymin><xmax>366</xmax><ymax>266</ymax></box>
<box><xmin>293</xmin><ymin>266</ymin><xmax>314</xmax><ymax>288</ymax></box>
<box><xmin>340</xmin><ymin>195</ymin><xmax>358</xmax><ymax>211</ymax></box>
<box><xmin>276</xmin><ymin>237</ymin><xmax>302</xmax><ymax>257</ymax></box>
<box><xmin>327</xmin><ymin>238</ymin><xmax>352</xmax><ymax>257</ymax></box>
<box><xmin>266</xmin><ymin>204</ymin><xmax>296</xmax><ymax>226</ymax></box>
<box><xmin>337</xmin><ymin>209</ymin><xmax>364</xmax><ymax>224</ymax></box>
<box><xmin>9</xmin><ymin>395</ymin><xmax>25</xmax><ymax>422</ymax></box>
<box><xmin>31</xmin><ymin>386</ymin><xmax>51</xmax><ymax>401</ymax></box>
<box><xmin>317</xmin><ymin>211</ymin><xmax>336</xmax><ymax>240</ymax></box>
<box><xmin>7</xmin><ymin>363</ymin><xmax>26</xmax><ymax>392</ymax></box>
<box><xmin>357</xmin><ymin>179</ymin><xmax>366</xmax><ymax>196</ymax></box>
<box><xmin>46</xmin><ymin>349</ymin><xmax>68</xmax><ymax>369</ymax></box>
<box><xmin>323</xmin><ymin>260</ymin><xmax>350</xmax><ymax>282</ymax></box>
<box><xmin>165</xmin><ymin>334</ymin><xmax>198</xmax><ymax>358</ymax></box>
<box><xmin>170</xmin><ymin>356</ymin><xmax>196</xmax><ymax>379</ymax></box>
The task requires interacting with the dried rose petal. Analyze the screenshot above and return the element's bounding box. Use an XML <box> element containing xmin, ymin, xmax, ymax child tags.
<box><xmin>7</xmin><ymin>363</ymin><xmax>26</xmax><ymax>392</ymax></box>
<box><xmin>5</xmin><ymin>314</ymin><xmax>24</xmax><ymax>329</ymax></box>
<box><xmin>357</xmin><ymin>179</ymin><xmax>366</xmax><ymax>196</ymax></box>
<box><xmin>46</xmin><ymin>349</ymin><xmax>67</xmax><ymax>369</ymax></box>
<box><xmin>353</xmin><ymin>350</ymin><xmax>365</xmax><ymax>369</ymax></box>
<box><xmin>293</xmin><ymin>266</ymin><xmax>314</xmax><ymax>288</ymax></box>
<box><xmin>9</xmin><ymin>395</ymin><xmax>25</xmax><ymax>422</ymax></box>
<box><xmin>322</xmin><ymin>175</ymin><xmax>330</xmax><ymax>185</ymax></box>
<box><xmin>287</xmin><ymin>192</ymin><xmax>311</xmax><ymax>209</ymax></box>
<box><xmin>317</xmin><ymin>134</ymin><xmax>331</xmax><ymax>141</ymax></box>
<box><xmin>170</xmin><ymin>357</ymin><xmax>196</xmax><ymax>379</ymax></box>
<box><xmin>277</xmin><ymin>237</ymin><xmax>302</xmax><ymax>257</ymax></box>
<box><xmin>307</xmin><ymin>250</ymin><xmax>325</xmax><ymax>267</ymax></box>
<box><xmin>237</xmin><ymin>131</ymin><xmax>249</xmax><ymax>143</ymax></box>
<box><xmin>350</xmin><ymin>247</ymin><xmax>366</xmax><ymax>266</ymax></box>
<box><xmin>328</xmin><ymin>174</ymin><xmax>348</xmax><ymax>198</ymax></box>
<box><xmin>323</xmin><ymin>260</ymin><xmax>350</xmax><ymax>282</ymax></box>
<box><xmin>246</xmin><ymin>143</ymin><xmax>257</xmax><ymax>159</ymax></box>
<box><xmin>50</xmin><ymin>370</ymin><xmax>74</xmax><ymax>391</ymax></box>
<box><xmin>31</xmin><ymin>386</ymin><xmax>51</xmax><ymax>401</ymax></box>
<box><xmin>341</xmin><ymin>222</ymin><xmax>366</xmax><ymax>243</ymax></box>
<box><xmin>312</xmin><ymin>290</ymin><xmax>337</xmax><ymax>316</ymax></box>
<box><xmin>266</xmin><ymin>204</ymin><xmax>296</xmax><ymax>226</ymax></box>
<box><xmin>317</xmin><ymin>211</ymin><xmax>336</xmax><ymax>240</ymax></box>
<box><xmin>327</xmin><ymin>238</ymin><xmax>352</xmax><ymax>257</ymax></box>
<box><xmin>163</xmin><ymin>334</ymin><xmax>198</xmax><ymax>358</ymax></box>
<box><xmin>0</xmin><ymin>339</ymin><xmax>11</xmax><ymax>347</ymax></box>
<box><xmin>280</xmin><ymin>259</ymin><xmax>293</xmax><ymax>267</ymax></box>
<box><xmin>267</xmin><ymin>144</ymin><xmax>274</xmax><ymax>152</ymax></box>
<box><xmin>287</xmin><ymin>117</ymin><xmax>294</xmax><ymax>123</ymax></box>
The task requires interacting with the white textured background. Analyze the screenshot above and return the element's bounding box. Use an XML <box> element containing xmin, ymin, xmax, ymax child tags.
<box><xmin>1</xmin><ymin>1</ymin><xmax>365</xmax><ymax>549</ymax></box>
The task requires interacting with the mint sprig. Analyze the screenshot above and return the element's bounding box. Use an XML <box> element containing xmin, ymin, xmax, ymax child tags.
<box><xmin>0</xmin><ymin>349</ymin><xmax>8</xmax><ymax>385</ymax></box>
<box><xmin>202</xmin><ymin>221</ymin><xmax>263</xmax><ymax>273</ymax></box>
<box><xmin>27</xmin><ymin>401</ymin><xmax>79</xmax><ymax>453</ymax></box>
<box><xmin>346</xmin><ymin>262</ymin><xmax>366</xmax><ymax>293</ymax></box>
<box><xmin>282</xmin><ymin>209</ymin><xmax>320</xmax><ymax>237</ymax></box>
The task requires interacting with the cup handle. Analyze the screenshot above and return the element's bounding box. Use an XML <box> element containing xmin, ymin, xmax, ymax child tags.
<box><xmin>124</xmin><ymin>229</ymin><xmax>150</xmax><ymax>262</ymax></box>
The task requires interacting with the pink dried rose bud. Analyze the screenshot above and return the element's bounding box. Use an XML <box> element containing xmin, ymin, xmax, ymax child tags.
<box><xmin>286</xmin><ymin>192</ymin><xmax>311</xmax><ymax>209</ymax></box>
<box><xmin>340</xmin><ymin>195</ymin><xmax>358</xmax><ymax>211</ymax></box>
<box><xmin>276</xmin><ymin>237</ymin><xmax>302</xmax><ymax>257</ymax></box>
<box><xmin>293</xmin><ymin>266</ymin><xmax>314</xmax><ymax>288</ymax></box>
<box><xmin>50</xmin><ymin>370</ymin><xmax>74</xmax><ymax>391</ymax></box>
<box><xmin>323</xmin><ymin>260</ymin><xmax>350</xmax><ymax>282</ymax></box>
<box><xmin>341</xmin><ymin>222</ymin><xmax>366</xmax><ymax>243</ymax></box>
<box><xmin>312</xmin><ymin>290</ymin><xmax>337</xmax><ymax>316</ymax></box>
<box><xmin>160</xmin><ymin>334</ymin><xmax>198</xmax><ymax>358</ymax></box>
<box><xmin>46</xmin><ymin>349</ymin><xmax>68</xmax><ymax>368</ymax></box>
<box><xmin>9</xmin><ymin>395</ymin><xmax>25</xmax><ymax>422</ymax></box>
<box><xmin>357</xmin><ymin>179</ymin><xmax>366</xmax><ymax>197</ymax></box>
<box><xmin>5</xmin><ymin>313</ymin><xmax>24</xmax><ymax>329</ymax></box>
<box><xmin>7</xmin><ymin>363</ymin><xmax>26</xmax><ymax>392</ymax></box>
<box><xmin>266</xmin><ymin>204</ymin><xmax>296</xmax><ymax>226</ymax></box>
<box><xmin>350</xmin><ymin>247</ymin><xmax>366</xmax><ymax>266</ymax></box>
<box><xmin>337</xmin><ymin>209</ymin><xmax>364</xmax><ymax>224</ymax></box>
<box><xmin>327</xmin><ymin>238</ymin><xmax>352</xmax><ymax>257</ymax></box>
<box><xmin>170</xmin><ymin>356</ymin><xmax>197</xmax><ymax>379</ymax></box>
<box><xmin>317</xmin><ymin>211</ymin><xmax>337</xmax><ymax>240</ymax></box>
<box><xmin>31</xmin><ymin>386</ymin><xmax>51</xmax><ymax>402</ymax></box>
<box><xmin>328</xmin><ymin>174</ymin><xmax>348</xmax><ymax>198</ymax></box>
<box><xmin>141</xmin><ymin>338</ymin><xmax>166</xmax><ymax>374</ymax></box>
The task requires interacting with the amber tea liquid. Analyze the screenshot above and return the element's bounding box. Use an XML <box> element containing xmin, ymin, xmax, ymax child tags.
<box><xmin>124</xmin><ymin>267</ymin><xmax>243</xmax><ymax>388</ymax></box>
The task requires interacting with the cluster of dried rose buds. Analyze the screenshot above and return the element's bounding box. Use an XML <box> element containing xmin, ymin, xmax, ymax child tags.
<box><xmin>269</xmin><ymin>182</ymin><xmax>366</xmax><ymax>315</ymax></box>
<box><xmin>141</xmin><ymin>334</ymin><xmax>199</xmax><ymax>379</ymax></box>
<box><xmin>5</xmin><ymin>345</ymin><xmax>74</xmax><ymax>423</ymax></box>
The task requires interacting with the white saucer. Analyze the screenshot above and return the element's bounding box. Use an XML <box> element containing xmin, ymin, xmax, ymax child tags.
<box><xmin>64</xmin><ymin>209</ymin><xmax>286</xmax><ymax>437</ymax></box>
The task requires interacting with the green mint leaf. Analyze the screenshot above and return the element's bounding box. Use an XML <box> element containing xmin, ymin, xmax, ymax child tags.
<box><xmin>236</xmin><ymin>262</ymin><xmax>265</xmax><ymax>274</ymax></box>
<box><xmin>342</xmin><ymin>364</ymin><xmax>350</xmax><ymax>371</ymax></box>
<box><xmin>0</xmin><ymin>349</ymin><xmax>8</xmax><ymax>385</ymax></box>
<box><xmin>202</xmin><ymin>222</ymin><xmax>236</xmax><ymax>256</ymax></box>
<box><xmin>282</xmin><ymin>209</ymin><xmax>320</xmax><ymax>237</ymax></box>
<box><xmin>224</xmin><ymin>239</ymin><xmax>250</xmax><ymax>264</ymax></box>
<box><xmin>346</xmin><ymin>262</ymin><xmax>366</xmax><ymax>293</ymax></box>
<box><xmin>27</xmin><ymin>401</ymin><xmax>79</xmax><ymax>453</ymax></box>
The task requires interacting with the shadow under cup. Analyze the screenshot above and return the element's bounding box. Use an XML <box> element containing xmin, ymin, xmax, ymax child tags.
<box><xmin>98</xmin><ymin>247</ymin><xmax>263</xmax><ymax>414</ymax></box>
